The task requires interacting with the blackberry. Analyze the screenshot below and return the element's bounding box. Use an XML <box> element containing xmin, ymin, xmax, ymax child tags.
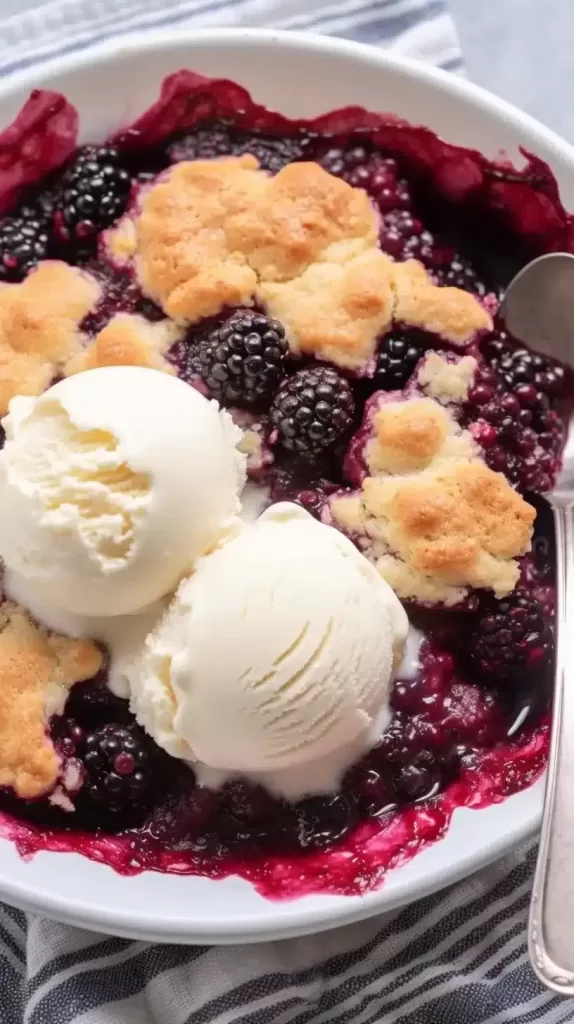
<box><xmin>0</xmin><ymin>209</ymin><xmax>50</xmax><ymax>282</ymax></box>
<box><xmin>379</xmin><ymin>209</ymin><xmax>435</xmax><ymax>263</ymax></box>
<box><xmin>288</xmin><ymin>794</ymin><xmax>357</xmax><ymax>851</ymax></box>
<box><xmin>270</xmin><ymin>366</ymin><xmax>354</xmax><ymax>456</ymax></box>
<box><xmin>53</xmin><ymin>145</ymin><xmax>132</xmax><ymax>245</ymax></box>
<box><xmin>269</xmin><ymin>463</ymin><xmax>338</xmax><ymax>520</ymax></box>
<box><xmin>147</xmin><ymin>783</ymin><xmax>219</xmax><ymax>843</ymax></box>
<box><xmin>470</xmin><ymin>592</ymin><xmax>552</xmax><ymax>682</ymax></box>
<box><xmin>464</xmin><ymin>348</ymin><xmax>566</xmax><ymax>493</ymax></box>
<box><xmin>435</xmin><ymin>254</ymin><xmax>488</xmax><ymax>296</ymax></box>
<box><xmin>394</xmin><ymin>751</ymin><xmax>442</xmax><ymax>802</ymax></box>
<box><xmin>79</xmin><ymin>261</ymin><xmax>165</xmax><ymax>336</ymax></box>
<box><xmin>348</xmin><ymin>764</ymin><xmax>395</xmax><ymax>816</ymax></box>
<box><xmin>483</xmin><ymin>336</ymin><xmax>567</xmax><ymax>400</ymax></box>
<box><xmin>346</xmin><ymin>161</ymin><xmax>411</xmax><ymax>212</ymax></box>
<box><xmin>168</xmin><ymin>123</ymin><xmax>238</xmax><ymax>162</ymax></box>
<box><xmin>54</xmin><ymin>719</ymin><xmax>86</xmax><ymax>761</ymax></box>
<box><xmin>501</xmin><ymin>350</ymin><xmax>566</xmax><ymax>399</ymax></box>
<box><xmin>237</xmin><ymin>134</ymin><xmax>311</xmax><ymax>173</ymax></box>
<box><xmin>171</xmin><ymin>337</ymin><xmax>204</xmax><ymax>387</ymax></box>
<box><xmin>22</xmin><ymin>190</ymin><xmax>57</xmax><ymax>226</ymax></box>
<box><xmin>375</xmin><ymin>333</ymin><xmax>424</xmax><ymax>390</ymax></box>
<box><xmin>168</xmin><ymin>122</ymin><xmax>312</xmax><ymax>173</ymax></box>
<box><xmin>318</xmin><ymin>146</ymin><xmax>412</xmax><ymax>210</ymax></box>
<box><xmin>198</xmin><ymin>311</ymin><xmax>288</xmax><ymax>406</ymax></box>
<box><xmin>223</xmin><ymin>781</ymin><xmax>277</xmax><ymax>824</ymax></box>
<box><xmin>318</xmin><ymin>142</ymin><xmax>375</xmax><ymax>177</ymax></box>
<box><xmin>83</xmin><ymin>723</ymin><xmax>152</xmax><ymax>814</ymax></box>
<box><xmin>64</xmin><ymin>678</ymin><xmax>131</xmax><ymax>727</ymax></box>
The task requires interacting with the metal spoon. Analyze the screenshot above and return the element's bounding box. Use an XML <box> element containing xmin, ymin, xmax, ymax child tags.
<box><xmin>500</xmin><ymin>252</ymin><xmax>574</xmax><ymax>993</ymax></box>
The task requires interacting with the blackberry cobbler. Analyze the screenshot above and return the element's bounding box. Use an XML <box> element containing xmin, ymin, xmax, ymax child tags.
<box><xmin>0</xmin><ymin>72</ymin><xmax>571</xmax><ymax>900</ymax></box>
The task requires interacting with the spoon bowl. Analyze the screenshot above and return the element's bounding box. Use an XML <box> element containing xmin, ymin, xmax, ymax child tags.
<box><xmin>500</xmin><ymin>253</ymin><xmax>574</xmax><ymax>370</ymax></box>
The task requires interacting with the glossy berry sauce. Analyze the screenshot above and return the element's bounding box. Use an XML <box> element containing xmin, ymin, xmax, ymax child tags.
<box><xmin>0</xmin><ymin>71</ymin><xmax>570</xmax><ymax>900</ymax></box>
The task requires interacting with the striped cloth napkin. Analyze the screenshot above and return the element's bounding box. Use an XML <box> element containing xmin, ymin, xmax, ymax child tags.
<box><xmin>0</xmin><ymin>2</ymin><xmax>569</xmax><ymax>1022</ymax></box>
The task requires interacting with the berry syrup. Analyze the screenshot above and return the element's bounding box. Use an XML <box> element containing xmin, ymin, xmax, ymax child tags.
<box><xmin>0</xmin><ymin>71</ymin><xmax>571</xmax><ymax>899</ymax></box>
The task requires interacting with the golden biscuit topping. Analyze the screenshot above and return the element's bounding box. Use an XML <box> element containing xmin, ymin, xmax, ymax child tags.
<box><xmin>332</xmin><ymin>374</ymin><xmax>533</xmax><ymax>605</ymax></box>
<box><xmin>136</xmin><ymin>156</ymin><xmax>265</xmax><ymax>322</ymax></box>
<box><xmin>263</xmin><ymin>253</ymin><xmax>490</xmax><ymax>369</ymax></box>
<box><xmin>260</xmin><ymin>248</ymin><xmax>395</xmax><ymax>370</ymax></box>
<box><xmin>365</xmin><ymin>396</ymin><xmax>477</xmax><ymax>477</ymax></box>
<box><xmin>0</xmin><ymin>262</ymin><xmax>100</xmax><ymax>415</ymax></box>
<box><xmin>103</xmin><ymin>157</ymin><xmax>491</xmax><ymax>372</ymax></box>
<box><xmin>226</xmin><ymin>161</ymin><xmax>378</xmax><ymax>282</ymax></box>
<box><xmin>393</xmin><ymin>260</ymin><xmax>492</xmax><ymax>345</ymax></box>
<box><xmin>331</xmin><ymin>462</ymin><xmax>534</xmax><ymax>606</ymax></box>
<box><xmin>65</xmin><ymin>313</ymin><xmax>181</xmax><ymax>377</ymax></box>
<box><xmin>0</xmin><ymin>602</ymin><xmax>103</xmax><ymax>799</ymax></box>
<box><xmin>374</xmin><ymin>401</ymin><xmax>447</xmax><ymax>462</ymax></box>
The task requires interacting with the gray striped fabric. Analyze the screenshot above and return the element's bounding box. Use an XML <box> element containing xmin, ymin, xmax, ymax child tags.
<box><xmin>1</xmin><ymin>842</ymin><xmax>569</xmax><ymax>1023</ymax></box>
<box><xmin>0</xmin><ymin>2</ymin><xmax>568</xmax><ymax>1022</ymax></box>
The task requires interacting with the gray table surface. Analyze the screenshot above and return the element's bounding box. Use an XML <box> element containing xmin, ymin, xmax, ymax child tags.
<box><xmin>453</xmin><ymin>0</ymin><xmax>574</xmax><ymax>142</ymax></box>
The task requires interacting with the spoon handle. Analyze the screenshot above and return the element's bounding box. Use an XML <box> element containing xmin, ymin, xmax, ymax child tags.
<box><xmin>529</xmin><ymin>501</ymin><xmax>574</xmax><ymax>992</ymax></box>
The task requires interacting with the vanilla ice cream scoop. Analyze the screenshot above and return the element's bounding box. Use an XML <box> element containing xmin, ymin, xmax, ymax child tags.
<box><xmin>0</xmin><ymin>367</ymin><xmax>246</xmax><ymax>617</ymax></box>
<box><xmin>128</xmin><ymin>502</ymin><xmax>408</xmax><ymax>799</ymax></box>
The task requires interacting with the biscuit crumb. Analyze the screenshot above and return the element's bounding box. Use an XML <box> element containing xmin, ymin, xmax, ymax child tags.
<box><xmin>260</xmin><ymin>248</ymin><xmax>394</xmax><ymax>370</ymax></box>
<box><xmin>104</xmin><ymin>215</ymin><xmax>138</xmax><ymax>266</ymax></box>
<box><xmin>417</xmin><ymin>351</ymin><xmax>478</xmax><ymax>404</ymax></box>
<box><xmin>365</xmin><ymin>397</ymin><xmax>477</xmax><ymax>477</ymax></box>
<box><xmin>65</xmin><ymin>313</ymin><xmax>180</xmax><ymax>377</ymax></box>
<box><xmin>0</xmin><ymin>602</ymin><xmax>102</xmax><ymax>799</ymax></box>
<box><xmin>392</xmin><ymin>260</ymin><xmax>492</xmax><ymax>345</ymax></box>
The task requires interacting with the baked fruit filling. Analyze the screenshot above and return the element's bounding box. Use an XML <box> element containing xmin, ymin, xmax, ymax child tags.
<box><xmin>0</xmin><ymin>71</ymin><xmax>569</xmax><ymax>899</ymax></box>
